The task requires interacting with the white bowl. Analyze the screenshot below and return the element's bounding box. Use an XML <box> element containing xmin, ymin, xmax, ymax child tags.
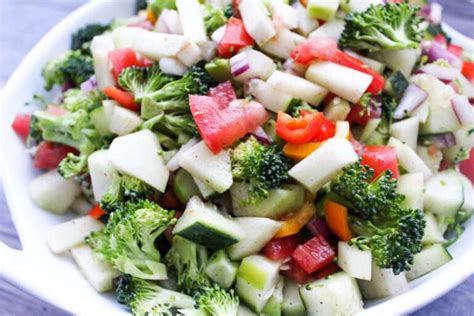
<box><xmin>0</xmin><ymin>1</ymin><xmax>473</xmax><ymax>315</ymax></box>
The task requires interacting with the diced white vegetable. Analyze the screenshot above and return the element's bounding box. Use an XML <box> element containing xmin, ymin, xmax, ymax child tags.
<box><xmin>102</xmin><ymin>100</ymin><xmax>142</xmax><ymax>136</ymax></box>
<box><xmin>372</xmin><ymin>48</ymin><xmax>419</xmax><ymax>77</ymax></box>
<box><xmin>198</xmin><ymin>40</ymin><xmax>217</xmax><ymax>61</ymax></box>
<box><xmin>239</xmin><ymin>0</ymin><xmax>276</xmax><ymax>45</ymax></box>
<box><xmin>193</xmin><ymin>175</ymin><xmax>216</xmax><ymax>198</ymax></box>
<box><xmin>108</xmin><ymin>130</ymin><xmax>169</xmax><ymax>192</ymax></box>
<box><xmin>111</xmin><ymin>27</ymin><xmax>140</xmax><ymax>49</ymax></box>
<box><xmin>306</xmin><ymin>61</ymin><xmax>372</xmax><ymax>103</ymax></box>
<box><xmin>388</xmin><ymin>137</ymin><xmax>432</xmax><ymax>179</ymax></box>
<box><xmin>334</xmin><ymin>121</ymin><xmax>350</xmax><ymax>139</ymax></box>
<box><xmin>307</xmin><ymin>0</ymin><xmax>340</xmax><ymax>20</ymax></box>
<box><xmin>341</xmin><ymin>0</ymin><xmax>383</xmax><ymax>13</ymax></box>
<box><xmin>459</xmin><ymin>173</ymin><xmax>474</xmax><ymax>212</ymax></box>
<box><xmin>211</xmin><ymin>25</ymin><xmax>226</xmax><ymax>43</ymax></box>
<box><xmin>267</xmin><ymin>70</ymin><xmax>328</xmax><ymax>106</ymax></box>
<box><xmin>358</xmin><ymin>265</ymin><xmax>408</xmax><ymax>299</ymax></box>
<box><xmin>130</xmin><ymin>29</ymin><xmax>190</xmax><ymax>60</ymax></box>
<box><xmin>360</xmin><ymin>118</ymin><xmax>382</xmax><ymax>143</ymax></box>
<box><xmin>179</xmin><ymin>141</ymin><xmax>233</xmax><ymax>193</ymax></box>
<box><xmin>90</xmin><ymin>35</ymin><xmax>115</xmax><ymax>89</ymax></box>
<box><xmin>422</xmin><ymin>213</ymin><xmax>446</xmax><ymax>244</ymax></box>
<box><xmin>71</xmin><ymin>196</ymin><xmax>93</xmax><ymax>216</ymax></box>
<box><xmin>406</xmin><ymin>244</ymin><xmax>452</xmax><ymax>281</ymax></box>
<box><xmin>309</xmin><ymin>18</ymin><xmax>345</xmax><ymax>41</ymax></box>
<box><xmin>248</xmin><ymin>79</ymin><xmax>293</xmax><ymax>113</ymax></box>
<box><xmin>294</xmin><ymin>2</ymin><xmax>319</xmax><ymax>36</ymax></box>
<box><xmin>289</xmin><ymin>138</ymin><xmax>358</xmax><ymax>194</ymax></box>
<box><xmin>397</xmin><ymin>173</ymin><xmax>424</xmax><ymax>210</ymax></box>
<box><xmin>324</xmin><ymin>97</ymin><xmax>351</xmax><ymax>122</ymax></box>
<box><xmin>70</xmin><ymin>243</ymin><xmax>120</xmax><ymax>292</ymax></box>
<box><xmin>176</xmin><ymin>0</ymin><xmax>207</xmax><ymax>44</ymax></box>
<box><xmin>345</xmin><ymin>50</ymin><xmax>386</xmax><ymax>74</ymax></box>
<box><xmin>261</xmin><ymin>28</ymin><xmax>305</xmax><ymax>60</ymax></box>
<box><xmin>88</xmin><ymin>149</ymin><xmax>117</xmax><ymax>202</ymax></box>
<box><xmin>176</xmin><ymin>42</ymin><xmax>202</xmax><ymax>67</ymax></box>
<box><xmin>268</xmin><ymin>1</ymin><xmax>298</xmax><ymax>29</ymax></box>
<box><xmin>337</xmin><ymin>242</ymin><xmax>372</xmax><ymax>280</ymax></box>
<box><xmin>47</xmin><ymin>216</ymin><xmax>104</xmax><ymax>254</ymax></box>
<box><xmin>416</xmin><ymin>145</ymin><xmax>443</xmax><ymax>173</ymax></box>
<box><xmin>29</xmin><ymin>170</ymin><xmax>81</xmax><ymax>214</ymax></box>
<box><xmin>228</xmin><ymin>217</ymin><xmax>282</xmax><ymax>260</ymax></box>
<box><xmin>231</xmin><ymin>49</ymin><xmax>276</xmax><ymax>82</ymax></box>
<box><xmin>390</xmin><ymin>116</ymin><xmax>419</xmax><ymax>150</ymax></box>
<box><xmin>155</xmin><ymin>9</ymin><xmax>183</xmax><ymax>35</ymax></box>
<box><xmin>159</xmin><ymin>57</ymin><xmax>188</xmax><ymax>76</ymax></box>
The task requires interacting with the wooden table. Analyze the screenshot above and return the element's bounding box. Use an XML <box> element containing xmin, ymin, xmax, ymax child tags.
<box><xmin>0</xmin><ymin>1</ymin><xmax>473</xmax><ymax>315</ymax></box>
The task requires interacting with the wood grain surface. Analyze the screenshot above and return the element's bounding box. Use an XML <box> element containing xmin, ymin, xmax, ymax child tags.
<box><xmin>0</xmin><ymin>1</ymin><xmax>473</xmax><ymax>315</ymax></box>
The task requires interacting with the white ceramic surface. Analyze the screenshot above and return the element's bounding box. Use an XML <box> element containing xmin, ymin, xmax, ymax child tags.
<box><xmin>0</xmin><ymin>1</ymin><xmax>473</xmax><ymax>315</ymax></box>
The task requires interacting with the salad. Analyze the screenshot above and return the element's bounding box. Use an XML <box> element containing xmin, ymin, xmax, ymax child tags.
<box><xmin>10</xmin><ymin>0</ymin><xmax>474</xmax><ymax>315</ymax></box>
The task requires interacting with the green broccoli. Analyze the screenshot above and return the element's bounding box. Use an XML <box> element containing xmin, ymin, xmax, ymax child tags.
<box><xmin>286</xmin><ymin>99</ymin><xmax>315</xmax><ymax>118</ymax></box>
<box><xmin>224</xmin><ymin>3</ymin><xmax>236</xmax><ymax>19</ymax></box>
<box><xmin>232</xmin><ymin>136</ymin><xmax>291</xmax><ymax>204</ymax></box>
<box><xmin>339</xmin><ymin>2</ymin><xmax>422</xmax><ymax>52</ymax></box>
<box><xmin>135</xmin><ymin>0</ymin><xmax>148</xmax><ymax>13</ymax></box>
<box><xmin>147</xmin><ymin>0</ymin><xmax>177</xmax><ymax>16</ymax></box>
<box><xmin>116</xmin><ymin>274</ymin><xmax>198</xmax><ymax>316</ymax></box>
<box><xmin>328</xmin><ymin>161</ymin><xmax>425</xmax><ymax>274</ymax></box>
<box><xmin>165</xmin><ymin>236</ymin><xmax>239</xmax><ymax>315</ymax></box>
<box><xmin>63</xmin><ymin>88</ymin><xmax>104</xmax><ymax>112</ymax></box>
<box><xmin>202</xmin><ymin>4</ymin><xmax>228</xmax><ymax>35</ymax></box>
<box><xmin>87</xmin><ymin>200</ymin><xmax>176</xmax><ymax>280</ymax></box>
<box><xmin>26</xmin><ymin>115</ymin><xmax>43</xmax><ymax>148</ymax></box>
<box><xmin>71</xmin><ymin>23</ymin><xmax>110</xmax><ymax>54</ymax></box>
<box><xmin>42</xmin><ymin>50</ymin><xmax>94</xmax><ymax>90</ymax></box>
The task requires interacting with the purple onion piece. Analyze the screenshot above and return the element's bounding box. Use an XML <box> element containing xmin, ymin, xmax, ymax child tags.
<box><xmin>423</xmin><ymin>42</ymin><xmax>462</xmax><ymax>69</ymax></box>
<box><xmin>451</xmin><ymin>95</ymin><xmax>474</xmax><ymax>125</ymax></box>
<box><xmin>80</xmin><ymin>76</ymin><xmax>98</xmax><ymax>93</ymax></box>
<box><xmin>420</xmin><ymin>2</ymin><xmax>442</xmax><ymax>24</ymax></box>
<box><xmin>419</xmin><ymin>63</ymin><xmax>461</xmax><ymax>81</ymax></box>
<box><xmin>393</xmin><ymin>84</ymin><xmax>428</xmax><ymax>120</ymax></box>
<box><xmin>251</xmin><ymin>126</ymin><xmax>272</xmax><ymax>145</ymax></box>
<box><xmin>306</xmin><ymin>217</ymin><xmax>334</xmax><ymax>241</ymax></box>
<box><xmin>425</xmin><ymin>133</ymin><xmax>457</xmax><ymax>149</ymax></box>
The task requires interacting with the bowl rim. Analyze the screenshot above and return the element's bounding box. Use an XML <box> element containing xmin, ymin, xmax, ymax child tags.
<box><xmin>0</xmin><ymin>1</ymin><xmax>473</xmax><ymax>315</ymax></box>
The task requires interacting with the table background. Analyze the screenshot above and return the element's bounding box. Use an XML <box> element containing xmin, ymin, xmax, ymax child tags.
<box><xmin>0</xmin><ymin>0</ymin><xmax>473</xmax><ymax>315</ymax></box>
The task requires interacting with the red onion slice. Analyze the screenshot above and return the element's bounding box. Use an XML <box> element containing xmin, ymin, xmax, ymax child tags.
<box><xmin>451</xmin><ymin>95</ymin><xmax>474</xmax><ymax>125</ymax></box>
<box><xmin>166</xmin><ymin>138</ymin><xmax>199</xmax><ymax>171</ymax></box>
<box><xmin>423</xmin><ymin>42</ymin><xmax>462</xmax><ymax>69</ymax></box>
<box><xmin>419</xmin><ymin>63</ymin><xmax>461</xmax><ymax>81</ymax></box>
<box><xmin>423</xmin><ymin>133</ymin><xmax>456</xmax><ymax>148</ymax></box>
<box><xmin>230</xmin><ymin>52</ymin><xmax>251</xmax><ymax>77</ymax></box>
<box><xmin>252</xmin><ymin>126</ymin><xmax>272</xmax><ymax>145</ymax></box>
<box><xmin>80</xmin><ymin>76</ymin><xmax>97</xmax><ymax>93</ymax></box>
<box><xmin>306</xmin><ymin>217</ymin><xmax>334</xmax><ymax>241</ymax></box>
<box><xmin>393</xmin><ymin>83</ymin><xmax>429</xmax><ymax>120</ymax></box>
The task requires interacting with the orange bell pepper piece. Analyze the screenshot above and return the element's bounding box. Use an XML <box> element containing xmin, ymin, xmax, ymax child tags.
<box><xmin>324</xmin><ymin>200</ymin><xmax>353</xmax><ymax>241</ymax></box>
<box><xmin>275</xmin><ymin>202</ymin><xmax>316</xmax><ymax>238</ymax></box>
<box><xmin>146</xmin><ymin>9</ymin><xmax>157</xmax><ymax>24</ymax></box>
<box><xmin>283</xmin><ymin>142</ymin><xmax>321</xmax><ymax>161</ymax></box>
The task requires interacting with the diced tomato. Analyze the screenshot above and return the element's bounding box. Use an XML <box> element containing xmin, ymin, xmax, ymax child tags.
<box><xmin>109</xmin><ymin>48</ymin><xmax>148</xmax><ymax>80</ymax></box>
<box><xmin>281</xmin><ymin>259</ymin><xmax>311</xmax><ymax>284</ymax></box>
<box><xmin>11</xmin><ymin>114</ymin><xmax>31</xmax><ymax>140</ymax></box>
<box><xmin>447</xmin><ymin>44</ymin><xmax>463</xmax><ymax>57</ymax></box>
<box><xmin>34</xmin><ymin>141</ymin><xmax>78</xmax><ymax>170</ymax></box>
<box><xmin>290</xmin><ymin>38</ymin><xmax>385</xmax><ymax>94</ymax></box>
<box><xmin>208</xmin><ymin>81</ymin><xmax>236</xmax><ymax>106</ymax></box>
<box><xmin>190</xmin><ymin>96</ymin><xmax>268</xmax><ymax>153</ymax></box>
<box><xmin>292</xmin><ymin>235</ymin><xmax>335</xmax><ymax>274</ymax></box>
<box><xmin>103</xmin><ymin>86</ymin><xmax>139</xmax><ymax>111</ymax></box>
<box><xmin>460</xmin><ymin>149</ymin><xmax>474</xmax><ymax>184</ymax></box>
<box><xmin>262</xmin><ymin>235</ymin><xmax>300</xmax><ymax>260</ymax></box>
<box><xmin>89</xmin><ymin>204</ymin><xmax>106</xmax><ymax>219</ymax></box>
<box><xmin>217</xmin><ymin>17</ymin><xmax>254</xmax><ymax>58</ymax></box>
<box><xmin>313</xmin><ymin>262</ymin><xmax>341</xmax><ymax>280</ymax></box>
<box><xmin>434</xmin><ymin>34</ymin><xmax>448</xmax><ymax>48</ymax></box>
<box><xmin>361</xmin><ymin>145</ymin><xmax>399</xmax><ymax>179</ymax></box>
<box><xmin>462</xmin><ymin>61</ymin><xmax>474</xmax><ymax>81</ymax></box>
<box><xmin>276</xmin><ymin>111</ymin><xmax>335</xmax><ymax>144</ymax></box>
<box><xmin>347</xmin><ymin>103</ymin><xmax>382</xmax><ymax>126</ymax></box>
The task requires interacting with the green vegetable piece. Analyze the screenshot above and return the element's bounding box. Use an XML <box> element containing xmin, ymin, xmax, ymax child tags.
<box><xmin>173</xmin><ymin>168</ymin><xmax>201</xmax><ymax>204</ymax></box>
<box><xmin>205</xmin><ymin>58</ymin><xmax>232</xmax><ymax>83</ymax></box>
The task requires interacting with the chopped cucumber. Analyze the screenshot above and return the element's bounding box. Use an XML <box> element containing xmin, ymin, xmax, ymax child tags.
<box><xmin>371</xmin><ymin>48</ymin><xmax>419</xmax><ymax>77</ymax></box>
<box><xmin>111</xmin><ymin>26</ymin><xmax>139</xmax><ymax>49</ymax></box>
<box><xmin>422</xmin><ymin>213</ymin><xmax>446</xmax><ymax>244</ymax></box>
<box><xmin>231</xmin><ymin>49</ymin><xmax>276</xmax><ymax>82</ymax></box>
<box><xmin>239</xmin><ymin>0</ymin><xmax>276</xmax><ymax>45</ymax></box>
<box><xmin>416</xmin><ymin>145</ymin><xmax>443</xmax><ymax>173</ymax></box>
<box><xmin>358</xmin><ymin>264</ymin><xmax>408</xmax><ymax>299</ymax></box>
<box><xmin>176</xmin><ymin>42</ymin><xmax>202</xmax><ymax>68</ymax></box>
<box><xmin>230</xmin><ymin>183</ymin><xmax>305</xmax><ymax>218</ymax></box>
<box><xmin>90</xmin><ymin>35</ymin><xmax>115</xmax><ymax>89</ymax></box>
<box><xmin>173</xmin><ymin>196</ymin><xmax>245</xmax><ymax>250</ymax></box>
<box><xmin>323</xmin><ymin>97</ymin><xmax>351</xmax><ymax>122</ymax></box>
<box><xmin>388</xmin><ymin>137</ymin><xmax>432</xmax><ymax>179</ymax></box>
<box><xmin>397</xmin><ymin>173</ymin><xmax>424</xmax><ymax>210</ymax></box>
<box><xmin>458</xmin><ymin>173</ymin><xmax>474</xmax><ymax>212</ymax></box>
<box><xmin>102</xmin><ymin>100</ymin><xmax>142</xmax><ymax>136</ymax></box>
<box><xmin>289</xmin><ymin>138</ymin><xmax>359</xmax><ymax>194</ymax></box>
<box><xmin>337</xmin><ymin>241</ymin><xmax>372</xmax><ymax>280</ymax></box>
<box><xmin>47</xmin><ymin>216</ymin><xmax>104</xmax><ymax>254</ymax></box>
<box><xmin>192</xmin><ymin>176</ymin><xmax>216</xmax><ymax>199</ymax></box>
<box><xmin>248</xmin><ymin>79</ymin><xmax>293</xmax><ymax>113</ymax></box>
<box><xmin>390</xmin><ymin>117</ymin><xmax>419</xmax><ymax>150</ymax></box>
<box><xmin>108</xmin><ymin>130</ymin><xmax>169</xmax><ymax>193</ymax></box>
<box><xmin>129</xmin><ymin>29</ymin><xmax>190</xmax><ymax>60</ymax></box>
<box><xmin>261</xmin><ymin>28</ymin><xmax>305</xmax><ymax>59</ymax></box>
<box><xmin>90</xmin><ymin>106</ymin><xmax>112</xmax><ymax>136</ymax></box>
<box><xmin>384</xmin><ymin>71</ymin><xmax>409</xmax><ymax>100</ymax></box>
<box><xmin>173</xmin><ymin>169</ymin><xmax>201</xmax><ymax>204</ymax></box>
<box><xmin>282</xmin><ymin>279</ymin><xmax>305</xmax><ymax>316</ymax></box>
<box><xmin>307</xmin><ymin>0</ymin><xmax>340</xmax><ymax>21</ymax></box>
<box><xmin>205</xmin><ymin>250</ymin><xmax>238</xmax><ymax>289</ymax></box>
<box><xmin>406</xmin><ymin>244</ymin><xmax>452</xmax><ymax>281</ymax></box>
<box><xmin>341</xmin><ymin>0</ymin><xmax>383</xmax><ymax>13</ymax></box>
<box><xmin>267</xmin><ymin>1</ymin><xmax>298</xmax><ymax>29</ymax></box>
<box><xmin>294</xmin><ymin>2</ymin><xmax>319</xmax><ymax>36</ymax></box>
<box><xmin>360</xmin><ymin>118</ymin><xmax>382</xmax><ymax>144</ymax></box>
<box><xmin>88</xmin><ymin>149</ymin><xmax>117</xmax><ymax>202</ymax></box>
<box><xmin>442</xmin><ymin>126</ymin><xmax>474</xmax><ymax>163</ymax></box>
<box><xmin>227</xmin><ymin>217</ymin><xmax>281</xmax><ymax>260</ymax></box>
<box><xmin>262</xmin><ymin>276</ymin><xmax>284</xmax><ymax>316</ymax></box>
<box><xmin>346</xmin><ymin>50</ymin><xmax>386</xmax><ymax>74</ymax></box>
<box><xmin>236</xmin><ymin>255</ymin><xmax>282</xmax><ymax>312</ymax></box>
<box><xmin>205</xmin><ymin>58</ymin><xmax>232</xmax><ymax>83</ymax></box>
<box><xmin>309</xmin><ymin>19</ymin><xmax>345</xmax><ymax>41</ymax></box>
<box><xmin>176</xmin><ymin>0</ymin><xmax>207</xmax><ymax>44</ymax></box>
<box><xmin>299</xmin><ymin>272</ymin><xmax>363</xmax><ymax>315</ymax></box>
<box><xmin>29</xmin><ymin>170</ymin><xmax>81</xmax><ymax>214</ymax></box>
<box><xmin>424</xmin><ymin>170</ymin><xmax>465</xmax><ymax>216</ymax></box>
<box><xmin>155</xmin><ymin>9</ymin><xmax>183</xmax><ymax>35</ymax></box>
<box><xmin>179</xmin><ymin>141</ymin><xmax>233</xmax><ymax>193</ymax></box>
<box><xmin>71</xmin><ymin>196</ymin><xmax>93</xmax><ymax>216</ymax></box>
<box><xmin>159</xmin><ymin>57</ymin><xmax>187</xmax><ymax>76</ymax></box>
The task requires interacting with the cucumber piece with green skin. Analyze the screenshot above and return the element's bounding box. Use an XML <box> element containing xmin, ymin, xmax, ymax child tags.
<box><xmin>205</xmin><ymin>58</ymin><xmax>232</xmax><ymax>83</ymax></box>
<box><xmin>299</xmin><ymin>272</ymin><xmax>363</xmax><ymax>315</ymax></box>
<box><xmin>306</xmin><ymin>0</ymin><xmax>340</xmax><ymax>21</ymax></box>
<box><xmin>390</xmin><ymin>117</ymin><xmax>419</xmax><ymax>150</ymax></box>
<box><xmin>458</xmin><ymin>173</ymin><xmax>474</xmax><ymax>212</ymax></box>
<box><xmin>384</xmin><ymin>70</ymin><xmax>409</xmax><ymax>100</ymax></box>
<box><xmin>422</xmin><ymin>213</ymin><xmax>446</xmax><ymax>244</ymax></box>
<box><xmin>406</xmin><ymin>244</ymin><xmax>452</xmax><ymax>281</ymax></box>
<box><xmin>282</xmin><ymin>279</ymin><xmax>305</xmax><ymax>316</ymax></box>
<box><xmin>358</xmin><ymin>265</ymin><xmax>408</xmax><ymax>299</ymax></box>
<box><xmin>90</xmin><ymin>106</ymin><xmax>112</xmax><ymax>136</ymax></box>
<box><xmin>205</xmin><ymin>250</ymin><xmax>239</xmax><ymax>289</ymax></box>
<box><xmin>192</xmin><ymin>176</ymin><xmax>216</xmax><ymax>199</ymax></box>
<box><xmin>337</xmin><ymin>242</ymin><xmax>372</xmax><ymax>280</ymax></box>
<box><xmin>173</xmin><ymin>169</ymin><xmax>201</xmax><ymax>204</ymax></box>
<box><xmin>230</xmin><ymin>183</ymin><xmax>305</xmax><ymax>218</ymax></box>
<box><xmin>396</xmin><ymin>173</ymin><xmax>424</xmax><ymax>210</ymax></box>
<box><xmin>262</xmin><ymin>276</ymin><xmax>284</xmax><ymax>316</ymax></box>
<box><xmin>173</xmin><ymin>196</ymin><xmax>245</xmax><ymax>250</ymax></box>
<box><xmin>236</xmin><ymin>255</ymin><xmax>282</xmax><ymax>313</ymax></box>
<box><xmin>424</xmin><ymin>170</ymin><xmax>464</xmax><ymax>217</ymax></box>
<box><xmin>227</xmin><ymin>217</ymin><xmax>282</xmax><ymax>260</ymax></box>
<box><xmin>323</xmin><ymin>97</ymin><xmax>351</xmax><ymax>122</ymax></box>
<box><xmin>360</xmin><ymin>118</ymin><xmax>382</xmax><ymax>144</ymax></box>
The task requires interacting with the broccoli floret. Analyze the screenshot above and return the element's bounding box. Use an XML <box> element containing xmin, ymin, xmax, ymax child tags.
<box><xmin>148</xmin><ymin>0</ymin><xmax>177</xmax><ymax>16</ymax></box>
<box><xmin>232</xmin><ymin>136</ymin><xmax>291</xmax><ymax>204</ymax></box>
<box><xmin>165</xmin><ymin>236</ymin><xmax>239</xmax><ymax>315</ymax></box>
<box><xmin>42</xmin><ymin>50</ymin><xmax>94</xmax><ymax>90</ymax></box>
<box><xmin>328</xmin><ymin>161</ymin><xmax>425</xmax><ymax>274</ymax></box>
<box><xmin>340</xmin><ymin>2</ymin><xmax>422</xmax><ymax>52</ymax></box>
<box><xmin>71</xmin><ymin>23</ymin><xmax>110</xmax><ymax>54</ymax></box>
<box><xmin>87</xmin><ymin>200</ymin><xmax>176</xmax><ymax>280</ymax></box>
<box><xmin>63</xmin><ymin>88</ymin><xmax>104</xmax><ymax>112</ymax></box>
<box><xmin>135</xmin><ymin>0</ymin><xmax>148</xmax><ymax>13</ymax></box>
<box><xmin>287</xmin><ymin>99</ymin><xmax>315</xmax><ymax>118</ymax></box>
<box><xmin>26</xmin><ymin>115</ymin><xmax>43</xmax><ymax>148</ymax></box>
<box><xmin>224</xmin><ymin>3</ymin><xmax>236</xmax><ymax>19</ymax></box>
<box><xmin>202</xmin><ymin>4</ymin><xmax>228</xmax><ymax>35</ymax></box>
